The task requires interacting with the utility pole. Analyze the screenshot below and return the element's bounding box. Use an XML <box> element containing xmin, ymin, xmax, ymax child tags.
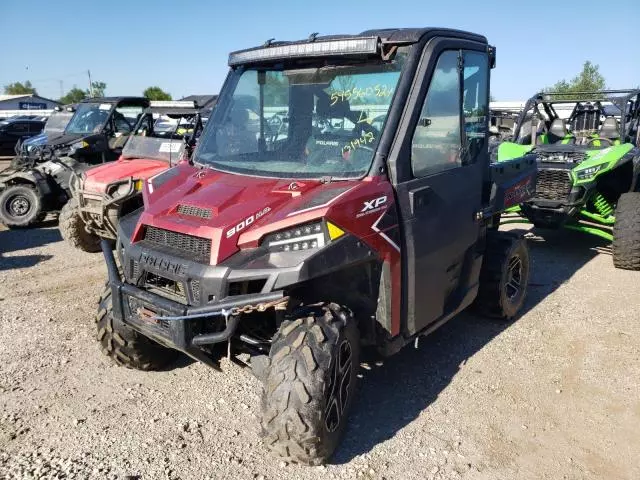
<box><xmin>59</xmin><ymin>80</ymin><xmax>64</xmax><ymax>99</ymax></box>
<box><xmin>87</xmin><ymin>70</ymin><xmax>93</xmax><ymax>97</ymax></box>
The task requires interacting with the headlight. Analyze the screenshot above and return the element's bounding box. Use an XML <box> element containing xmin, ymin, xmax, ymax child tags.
<box><xmin>575</xmin><ymin>165</ymin><xmax>602</xmax><ymax>181</ymax></box>
<box><xmin>69</xmin><ymin>140</ymin><xmax>89</xmax><ymax>153</ymax></box>
<box><xmin>110</xmin><ymin>179</ymin><xmax>142</xmax><ymax>198</ymax></box>
<box><xmin>262</xmin><ymin>220</ymin><xmax>345</xmax><ymax>253</ymax></box>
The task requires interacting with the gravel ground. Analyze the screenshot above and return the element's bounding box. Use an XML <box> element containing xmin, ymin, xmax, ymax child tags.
<box><xmin>0</xmin><ymin>221</ymin><xmax>638</xmax><ymax>480</ymax></box>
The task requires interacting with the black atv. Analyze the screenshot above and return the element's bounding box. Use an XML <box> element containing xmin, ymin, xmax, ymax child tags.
<box><xmin>0</xmin><ymin>97</ymin><xmax>149</xmax><ymax>228</ymax></box>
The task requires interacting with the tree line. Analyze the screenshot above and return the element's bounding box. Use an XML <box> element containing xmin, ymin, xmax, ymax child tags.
<box><xmin>3</xmin><ymin>81</ymin><xmax>173</xmax><ymax>104</ymax></box>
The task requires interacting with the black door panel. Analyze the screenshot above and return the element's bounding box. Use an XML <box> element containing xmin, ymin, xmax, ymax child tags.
<box><xmin>396</xmin><ymin>161</ymin><xmax>482</xmax><ymax>331</ymax></box>
<box><xmin>386</xmin><ymin>37</ymin><xmax>490</xmax><ymax>336</ymax></box>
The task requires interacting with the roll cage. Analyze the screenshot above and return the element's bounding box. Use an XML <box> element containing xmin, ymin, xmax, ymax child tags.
<box><xmin>512</xmin><ymin>89</ymin><xmax>640</xmax><ymax>145</ymax></box>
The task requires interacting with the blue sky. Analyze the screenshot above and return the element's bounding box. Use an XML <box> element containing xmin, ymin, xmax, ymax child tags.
<box><xmin>1</xmin><ymin>0</ymin><xmax>637</xmax><ymax>101</ymax></box>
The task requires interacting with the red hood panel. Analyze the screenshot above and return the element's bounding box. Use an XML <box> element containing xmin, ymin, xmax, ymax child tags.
<box><xmin>138</xmin><ymin>165</ymin><xmax>364</xmax><ymax>265</ymax></box>
<box><xmin>84</xmin><ymin>159</ymin><xmax>169</xmax><ymax>193</ymax></box>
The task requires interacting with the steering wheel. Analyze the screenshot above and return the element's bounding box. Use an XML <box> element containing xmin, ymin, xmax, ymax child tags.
<box><xmin>351</xmin><ymin>119</ymin><xmax>379</xmax><ymax>139</ymax></box>
<box><xmin>586</xmin><ymin>137</ymin><xmax>612</xmax><ymax>147</ymax></box>
<box><xmin>262</xmin><ymin>117</ymin><xmax>285</xmax><ymax>146</ymax></box>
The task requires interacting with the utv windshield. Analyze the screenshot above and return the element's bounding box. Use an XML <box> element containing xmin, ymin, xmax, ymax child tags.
<box><xmin>65</xmin><ymin>103</ymin><xmax>112</xmax><ymax>135</ymax></box>
<box><xmin>122</xmin><ymin>136</ymin><xmax>185</xmax><ymax>163</ymax></box>
<box><xmin>194</xmin><ymin>49</ymin><xmax>409</xmax><ymax>179</ymax></box>
<box><xmin>120</xmin><ymin>113</ymin><xmax>196</xmax><ymax>162</ymax></box>
<box><xmin>44</xmin><ymin>110</ymin><xmax>74</xmax><ymax>134</ymax></box>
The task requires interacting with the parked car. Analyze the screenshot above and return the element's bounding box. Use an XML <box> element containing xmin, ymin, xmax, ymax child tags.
<box><xmin>59</xmin><ymin>100</ymin><xmax>203</xmax><ymax>251</ymax></box>
<box><xmin>0</xmin><ymin>97</ymin><xmax>149</xmax><ymax>228</ymax></box>
<box><xmin>95</xmin><ymin>28</ymin><xmax>537</xmax><ymax>465</ymax></box>
<box><xmin>0</xmin><ymin>118</ymin><xmax>45</xmax><ymax>154</ymax></box>
<box><xmin>17</xmin><ymin>105</ymin><xmax>77</xmax><ymax>156</ymax></box>
<box><xmin>495</xmin><ymin>89</ymin><xmax>640</xmax><ymax>270</ymax></box>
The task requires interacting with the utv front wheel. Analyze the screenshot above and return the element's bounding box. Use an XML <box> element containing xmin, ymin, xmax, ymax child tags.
<box><xmin>95</xmin><ymin>285</ymin><xmax>178</xmax><ymax>370</ymax></box>
<box><xmin>0</xmin><ymin>184</ymin><xmax>46</xmax><ymax>228</ymax></box>
<box><xmin>612</xmin><ymin>192</ymin><xmax>640</xmax><ymax>270</ymax></box>
<box><xmin>261</xmin><ymin>304</ymin><xmax>360</xmax><ymax>465</ymax></box>
<box><xmin>475</xmin><ymin>232</ymin><xmax>530</xmax><ymax>320</ymax></box>
<box><xmin>59</xmin><ymin>198</ymin><xmax>101</xmax><ymax>253</ymax></box>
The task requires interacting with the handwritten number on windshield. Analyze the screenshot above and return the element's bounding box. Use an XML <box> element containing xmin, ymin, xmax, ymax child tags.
<box><xmin>330</xmin><ymin>84</ymin><xmax>394</xmax><ymax>106</ymax></box>
<box><xmin>342</xmin><ymin>132</ymin><xmax>375</xmax><ymax>154</ymax></box>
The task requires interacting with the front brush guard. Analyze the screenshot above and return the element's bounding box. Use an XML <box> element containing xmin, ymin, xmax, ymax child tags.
<box><xmin>101</xmin><ymin>240</ymin><xmax>285</xmax><ymax>354</ymax></box>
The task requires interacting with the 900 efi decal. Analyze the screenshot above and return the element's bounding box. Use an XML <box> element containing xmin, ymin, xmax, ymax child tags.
<box><xmin>226</xmin><ymin>207</ymin><xmax>271</xmax><ymax>238</ymax></box>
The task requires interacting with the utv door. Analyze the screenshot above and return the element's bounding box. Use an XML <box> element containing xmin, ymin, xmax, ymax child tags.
<box><xmin>389</xmin><ymin>39</ymin><xmax>490</xmax><ymax>335</ymax></box>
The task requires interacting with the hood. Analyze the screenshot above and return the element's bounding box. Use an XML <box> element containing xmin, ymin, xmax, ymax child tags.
<box><xmin>137</xmin><ymin>164</ymin><xmax>363</xmax><ymax>265</ymax></box>
<box><xmin>83</xmin><ymin>158</ymin><xmax>170</xmax><ymax>194</ymax></box>
<box><xmin>46</xmin><ymin>132</ymin><xmax>86</xmax><ymax>148</ymax></box>
<box><xmin>22</xmin><ymin>132</ymin><xmax>48</xmax><ymax>147</ymax></box>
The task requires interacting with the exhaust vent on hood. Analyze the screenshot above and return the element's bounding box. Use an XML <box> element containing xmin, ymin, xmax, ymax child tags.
<box><xmin>177</xmin><ymin>204</ymin><xmax>213</xmax><ymax>220</ymax></box>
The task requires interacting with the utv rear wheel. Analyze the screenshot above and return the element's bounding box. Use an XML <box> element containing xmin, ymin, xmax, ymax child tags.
<box><xmin>612</xmin><ymin>192</ymin><xmax>640</xmax><ymax>270</ymax></box>
<box><xmin>59</xmin><ymin>198</ymin><xmax>101</xmax><ymax>253</ymax></box>
<box><xmin>0</xmin><ymin>184</ymin><xmax>46</xmax><ymax>228</ymax></box>
<box><xmin>261</xmin><ymin>304</ymin><xmax>360</xmax><ymax>465</ymax></box>
<box><xmin>95</xmin><ymin>285</ymin><xmax>178</xmax><ymax>370</ymax></box>
<box><xmin>475</xmin><ymin>232</ymin><xmax>530</xmax><ymax>320</ymax></box>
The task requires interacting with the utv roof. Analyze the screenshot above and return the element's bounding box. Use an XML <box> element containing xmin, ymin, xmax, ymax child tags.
<box><xmin>80</xmin><ymin>96</ymin><xmax>149</xmax><ymax>105</ymax></box>
<box><xmin>54</xmin><ymin>103</ymin><xmax>78</xmax><ymax>112</ymax></box>
<box><xmin>521</xmin><ymin>89</ymin><xmax>640</xmax><ymax>119</ymax></box>
<box><xmin>529</xmin><ymin>89</ymin><xmax>640</xmax><ymax>104</ymax></box>
<box><xmin>228</xmin><ymin>28</ymin><xmax>487</xmax><ymax>66</ymax></box>
<box><xmin>143</xmin><ymin>100</ymin><xmax>201</xmax><ymax>116</ymax></box>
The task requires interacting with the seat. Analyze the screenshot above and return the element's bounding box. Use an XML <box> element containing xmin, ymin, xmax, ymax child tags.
<box><xmin>599</xmin><ymin>117</ymin><xmax>621</xmax><ymax>143</ymax></box>
<box><xmin>547</xmin><ymin>118</ymin><xmax>575</xmax><ymax>144</ymax></box>
<box><xmin>571</xmin><ymin>105</ymin><xmax>600</xmax><ymax>133</ymax></box>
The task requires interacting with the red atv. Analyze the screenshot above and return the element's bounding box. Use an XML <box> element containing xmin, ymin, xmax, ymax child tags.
<box><xmin>96</xmin><ymin>29</ymin><xmax>536</xmax><ymax>464</ymax></box>
<box><xmin>59</xmin><ymin>101</ymin><xmax>204</xmax><ymax>251</ymax></box>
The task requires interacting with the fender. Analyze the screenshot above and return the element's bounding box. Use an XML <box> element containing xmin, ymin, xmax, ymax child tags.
<box><xmin>0</xmin><ymin>170</ymin><xmax>52</xmax><ymax>196</ymax></box>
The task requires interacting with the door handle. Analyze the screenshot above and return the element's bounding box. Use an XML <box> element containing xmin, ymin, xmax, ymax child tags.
<box><xmin>409</xmin><ymin>186</ymin><xmax>433</xmax><ymax>215</ymax></box>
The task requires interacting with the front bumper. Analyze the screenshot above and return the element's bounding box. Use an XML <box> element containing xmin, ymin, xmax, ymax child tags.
<box><xmin>72</xmin><ymin>175</ymin><xmax>139</xmax><ymax>240</ymax></box>
<box><xmin>103</xmin><ymin>240</ymin><xmax>285</xmax><ymax>365</ymax></box>
<box><xmin>527</xmin><ymin>162</ymin><xmax>590</xmax><ymax>211</ymax></box>
<box><xmin>107</xmin><ymin>210</ymin><xmax>376</xmax><ymax>361</ymax></box>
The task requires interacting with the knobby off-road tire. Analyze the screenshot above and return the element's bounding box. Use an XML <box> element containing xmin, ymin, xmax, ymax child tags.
<box><xmin>95</xmin><ymin>284</ymin><xmax>178</xmax><ymax>370</ymax></box>
<box><xmin>59</xmin><ymin>198</ymin><xmax>101</xmax><ymax>253</ymax></box>
<box><xmin>475</xmin><ymin>232</ymin><xmax>530</xmax><ymax>321</ymax></box>
<box><xmin>0</xmin><ymin>184</ymin><xmax>46</xmax><ymax>228</ymax></box>
<box><xmin>612</xmin><ymin>192</ymin><xmax>640</xmax><ymax>270</ymax></box>
<box><xmin>261</xmin><ymin>304</ymin><xmax>360</xmax><ymax>465</ymax></box>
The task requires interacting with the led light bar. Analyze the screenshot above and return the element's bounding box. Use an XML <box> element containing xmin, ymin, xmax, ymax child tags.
<box><xmin>228</xmin><ymin>37</ymin><xmax>379</xmax><ymax>66</ymax></box>
<box><xmin>149</xmin><ymin>101</ymin><xmax>197</xmax><ymax>109</ymax></box>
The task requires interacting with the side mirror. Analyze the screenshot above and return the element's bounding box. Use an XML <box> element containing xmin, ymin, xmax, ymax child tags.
<box><xmin>488</xmin><ymin>45</ymin><xmax>496</xmax><ymax>69</ymax></box>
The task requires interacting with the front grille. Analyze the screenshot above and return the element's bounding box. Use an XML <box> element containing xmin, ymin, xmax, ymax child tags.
<box><xmin>177</xmin><ymin>204</ymin><xmax>212</xmax><ymax>219</ymax></box>
<box><xmin>535</xmin><ymin>169</ymin><xmax>573</xmax><ymax>201</ymax></box>
<box><xmin>145</xmin><ymin>271</ymin><xmax>187</xmax><ymax>303</ymax></box>
<box><xmin>144</xmin><ymin>226</ymin><xmax>211</xmax><ymax>261</ymax></box>
<box><xmin>537</xmin><ymin>151</ymin><xmax>586</xmax><ymax>164</ymax></box>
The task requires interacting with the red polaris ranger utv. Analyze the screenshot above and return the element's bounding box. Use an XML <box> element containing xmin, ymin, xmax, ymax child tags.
<box><xmin>97</xmin><ymin>28</ymin><xmax>536</xmax><ymax>464</ymax></box>
<box><xmin>60</xmin><ymin>101</ymin><xmax>203</xmax><ymax>252</ymax></box>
